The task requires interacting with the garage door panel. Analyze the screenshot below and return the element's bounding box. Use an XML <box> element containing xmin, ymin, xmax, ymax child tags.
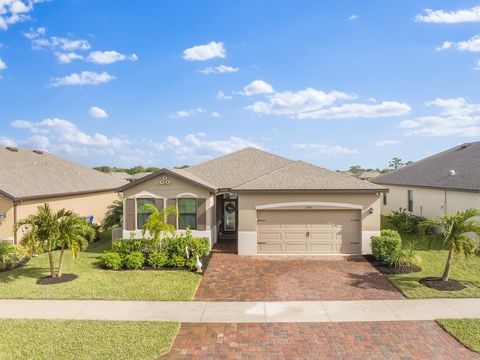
<box><xmin>257</xmin><ymin>209</ymin><xmax>361</xmax><ymax>254</ymax></box>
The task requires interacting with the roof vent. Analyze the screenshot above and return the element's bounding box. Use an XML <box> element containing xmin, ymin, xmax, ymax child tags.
<box><xmin>459</xmin><ymin>143</ymin><xmax>471</xmax><ymax>150</ymax></box>
<box><xmin>33</xmin><ymin>150</ymin><xmax>43</xmax><ymax>155</ymax></box>
<box><xmin>6</xmin><ymin>147</ymin><xmax>18</xmax><ymax>152</ymax></box>
<box><xmin>450</xmin><ymin>169</ymin><xmax>456</xmax><ymax>176</ymax></box>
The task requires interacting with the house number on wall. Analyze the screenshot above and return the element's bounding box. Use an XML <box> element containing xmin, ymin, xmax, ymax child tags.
<box><xmin>159</xmin><ymin>176</ymin><xmax>170</xmax><ymax>185</ymax></box>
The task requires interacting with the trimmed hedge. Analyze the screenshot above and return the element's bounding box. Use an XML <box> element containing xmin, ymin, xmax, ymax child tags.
<box><xmin>371</xmin><ymin>229</ymin><xmax>401</xmax><ymax>264</ymax></box>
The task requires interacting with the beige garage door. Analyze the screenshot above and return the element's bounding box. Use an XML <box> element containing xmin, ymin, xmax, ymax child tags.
<box><xmin>257</xmin><ymin>209</ymin><xmax>361</xmax><ymax>254</ymax></box>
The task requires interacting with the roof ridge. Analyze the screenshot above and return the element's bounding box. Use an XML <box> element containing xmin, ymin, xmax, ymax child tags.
<box><xmin>231</xmin><ymin>160</ymin><xmax>296</xmax><ymax>189</ymax></box>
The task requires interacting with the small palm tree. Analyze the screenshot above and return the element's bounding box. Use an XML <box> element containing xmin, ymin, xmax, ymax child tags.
<box><xmin>102</xmin><ymin>200</ymin><xmax>123</xmax><ymax>230</ymax></box>
<box><xmin>57</xmin><ymin>210</ymin><xmax>95</xmax><ymax>277</ymax></box>
<box><xmin>141</xmin><ymin>204</ymin><xmax>177</xmax><ymax>248</ymax></box>
<box><xmin>421</xmin><ymin>208</ymin><xmax>480</xmax><ymax>281</ymax></box>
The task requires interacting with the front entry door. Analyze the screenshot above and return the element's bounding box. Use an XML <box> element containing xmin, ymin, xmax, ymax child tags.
<box><xmin>223</xmin><ymin>198</ymin><xmax>237</xmax><ymax>232</ymax></box>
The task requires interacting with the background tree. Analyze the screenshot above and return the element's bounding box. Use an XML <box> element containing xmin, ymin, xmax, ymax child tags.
<box><xmin>141</xmin><ymin>204</ymin><xmax>177</xmax><ymax>248</ymax></box>
<box><xmin>102</xmin><ymin>200</ymin><xmax>123</xmax><ymax>230</ymax></box>
<box><xmin>348</xmin><ymin>165</ymin><xmax>363</xmax><ymax>174</ymax></box>
<box><xmin>421</xmin><ymin>208</ymin><xmax>480</xmax><ymax>281</ymax></box>
<box><xmin>389</xmin><ymin>157</ymin><xmax>404</xmax><ymax>170</ymax></box>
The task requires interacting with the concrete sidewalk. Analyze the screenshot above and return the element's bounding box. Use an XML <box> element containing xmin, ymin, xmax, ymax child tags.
<box><xmin>1</xmin><ymin>298</ymin><xmax>480</xmax><ymax>322</ymax></box>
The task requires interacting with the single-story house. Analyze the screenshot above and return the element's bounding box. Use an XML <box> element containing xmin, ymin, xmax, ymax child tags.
<box><xmin>0</xmin><ymin>147</ymin><xmax>127</xmax><ymax>243</ymax></box>
<box><xmin>372</xmin><ymin>142</ymin><xmax>480</xmax><ymax>217</ymax></box>
<box><xmin>118</xmin><ymin>148</ymin><xmax>387</xmax><ymax>255</ymax></box>
<box><xmin>357</xmin><ymin>171</ymin><xmax>383</xmax><ymax>182</ymax></box>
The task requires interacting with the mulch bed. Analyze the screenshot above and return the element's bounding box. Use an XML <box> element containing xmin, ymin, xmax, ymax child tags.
<box><xmin>419</xmin><ymin>277</ymin><xmax>467</xmax><ymax>291</ymax></box>
<box><xmin>0</xmin><ymin>257</ymin><xmax>30</xmax><ymax>273</ymax></box>
<box><xmin>36</xmin><ymin>273</ymin><xmax>78</xmax><ymax>285</ymax></box>
<box><xmin>364</xmin><ymin>255</ymin><xmax>421</xmax><ymax>275</ymax></box>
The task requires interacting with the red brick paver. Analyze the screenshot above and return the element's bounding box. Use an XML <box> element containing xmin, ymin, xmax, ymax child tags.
<box><xmin>162</xmin><ymin>322</ymin><xmax>479</xmax><ymax>360</ymax></box>
<box><xmin>195</xmin><ymin>242</ymin><xmax>403</xmax><ymax>301</ymax></box>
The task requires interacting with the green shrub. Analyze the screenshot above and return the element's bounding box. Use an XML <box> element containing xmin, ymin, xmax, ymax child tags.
<box><xmin>389</xmin><ymin>243</ymin><xmax>421</xmax><ymax>270</ymax></box>
<box><xmin>185</xmin><ymin>257</ymin><xmax>196</xmax><ymax>269</ymax></box>
<box><xmin>162</xmin><ymin>229</ymin><xmax>210</xmax><ymax>260</ymax></box>
<box><xmin>167</xmin><ymin>254</ymin><xmax>186</xmax><ymax>268</ymax></box>
<box><xmin>99</xmin><ymin>251</ymin><xmax>123</xmax><ymax>270</ymax></box>
<box><xmin>371</xmin><ymin>229</ymin><xmax>401</xmax><ymax>264</ymax></box>
<box><xmin>148</xmin><ymin>251</ymin><xmax>168</xmax><ymax>269</ymax></box>
<box><xmin>123</xmin><ymin>251</ymin><xmax>145</xmax><ymax>269</ymax></box>
<box><xmin>112</xmin><ymin>239</ymin><xmax>157</xmax><ymax>256</ymax></box>
<box><xmin>386</xmin><ymin>208</ymin><xmax>424</xmax><ymax>234</ymax></box>
<box><xmin>0</xmin><ymin>242</ymin><xmax>27</xmax><ymax>270</ymax></box>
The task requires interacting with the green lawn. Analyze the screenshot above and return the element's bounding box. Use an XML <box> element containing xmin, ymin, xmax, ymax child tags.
<box><xmin>0</xmin><ymin>232</ymin><xmax>201</xmax><ymax>300</ymax></box>
<box><xmin>438</xmin><ymin>319</ymin><xmax>480</xmax><ymax>353</ymax></box>
<box><xmin>0</xmin><ymin>319</ymin><xmax>178</xmax><ymax>360</ymax></box>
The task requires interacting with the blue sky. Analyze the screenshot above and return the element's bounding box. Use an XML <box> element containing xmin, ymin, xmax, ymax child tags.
<box><xmin>1</xmin><ymin>1</ymin><xmax>480</xmax><ymax>170</ymax></box>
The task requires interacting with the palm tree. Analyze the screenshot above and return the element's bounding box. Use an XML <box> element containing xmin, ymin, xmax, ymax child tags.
<box><xmin>57</xmin><ymin>210</ymin><xmax>95</xmax><ymax>277</ymax></box>
<box><xmin>421</xmin><ymin>208</ymin><xmax>480</xmax><ymax>281</ymax></box>
<box><xmin>141</xmin><ymin>204</ymin><xmax>177</xmax><ymax>248</ymax></box>
<box><xmin>102</xmin><ymin>200</ymin><xmax>123</xmax><ymax>230</ymax></box>
<box><xmin>14</xmin><ymin>203</ymin><xmax>60</xmax><ymax>277</ymax></box>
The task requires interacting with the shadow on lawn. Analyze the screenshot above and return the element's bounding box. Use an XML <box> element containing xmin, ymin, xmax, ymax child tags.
<box><xmin>0</xmin><ymin>265</ymin><xmax>49</xmax><ymax>284</ymax></box>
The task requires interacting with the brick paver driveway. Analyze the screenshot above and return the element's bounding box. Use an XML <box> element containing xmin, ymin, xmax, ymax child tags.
<box><xmin>195</xmin><ymin>241</ymin><xmax>403</xmax><ymax>301</ymax></box>
<box><xmin>162</xmin><ymin>322</ymin><xmax>479</xmax><ymax>360</ymax></box>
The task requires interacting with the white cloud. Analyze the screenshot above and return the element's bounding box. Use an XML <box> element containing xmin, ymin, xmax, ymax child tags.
<box><xmin>216</xmin><ymin>91</ymin><xmax>232</xmax><ymax>100</ymax></box>
<box><xmin>56</xmin><ymin>52</ymin><xmax>83</xmax><ymax>64</ymax></box>
<box><xmin>211</xmin><ymin>112</ymin><xmax>221</xmax><ymax>118</ymax></box>
<box><xmin>50</xmin><ymin>71</ymin><xmax>116</xmax><ymax>87</ymax></box>
<box><xmin>437</xmin><ymin>35</ymin><xmax>480</xmax><ymax>52</ymax></box>
<box><xmin>416</xmin><ymin>6</ymin><xmax>480</xmax><ymax>24</ymax></box>
<box><xmin>245</xmin><ymin>83</ymin><xmax>410</xmax><ymax>119</ymax></box>
<box><xmin>152</xmin><ymin>133</ymin><xmax>260</xmax><ymax>161</ymax></box>
<box><xmin>24</xmin><ymin>28</ymin><xmax>91</xmax><ymax>51</ymax></box>
<box><xmin>399</xmin><ymin>97</ymin><xmax>480</xmax><ymax>137</ymax></box>
<box><xmin>293</xmin><ymin>143</ymin><xmax>359</xmax><ymax>155</ymax></box>
<box><xmin>11</xmin><ymin>118</ymin><xmax>130</xmax><ymax>153</ymax></box>
<box><xmin>475</xmin><ymin>60</ymin><xmax>480</xmax><ymax>70</ymax></box>
<box><xmin>182</xmin><ymin>41</ymin><xmax>226</xmax><ymax>61</ymax></box>
<box><xmin>239</xmin><ymin>80</ymin><xmax>274</xmax><ymax>96</ymax></box>
<box><xmin>0</xmin><ymin>135</ymin><xmax>16</xmax><ymax>147</ymax></box>
<box><xmin>86</xmin><ymin>50</ymin><xmax>138</xmax><ymax>64</ymax></box>
<box><xmin>200</xmin><ymin>64</ymin><xmax>239</xmax><ymax>74</ymax></box>
<box><xmin>375</xmin><ymin>140</ymin><xmax>400</xmax><ymax>147</ymax></box>
<box><xmin>89</xmin><ymin>106</ymin><xmax>108</xmax><ymax>118</ymax></box>
<box><xmin>0</xmin><ymin>0</ymin><xmax>46</xmax><ymax>31</ymax></box>
<box><xmin>0</xmin><ymin>57</ymin><xmax>6</xmax><ymax>75</ymax></box>
<box><xmin>169</xmin><ymin>108</ymin><xmax>205</xmax><ymax>118</ymax></box>
<box><xmin>349</xmin><ymin>14</ymin><xmax>358</xmax><ymax>21</ymax></box>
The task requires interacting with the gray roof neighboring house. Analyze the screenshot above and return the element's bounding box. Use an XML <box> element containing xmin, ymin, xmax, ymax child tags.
<box><xmin>119</xmin><ymin>147</ymin><xmax>386</xmax><ymax>193</ymax></box>
<box><xmin>107</xmin><ymin>171</ymin><xmax>152</xmax><ymax>183</ymax></box>
<box><xmin>0</xmin><ymin>147</ymin><xmax>128</xmax><ymax>201</ymax></box>
<box><xmin>372</xmin><ymin>142</ymin><xmax>480</xmax><ymax>193</ymax></box>
<box><xmin>358</xmin><ymin>171</ymin><xmax>382</xmax><ymax>180</ymax></box>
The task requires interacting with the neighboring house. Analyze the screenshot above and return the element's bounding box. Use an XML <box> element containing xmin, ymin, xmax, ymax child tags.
<box><xmin>372</xmin><ymin>142</ymin><xmax>480</xmax><ymax>218</ymax></box>
<box><xmin>0</xmin><ymin>147</ymin><xmax>127</xmax><ymax>243</ymax></box>
<box><xmin>107</xmin><ymin>171</ymin><xmax>151</xmax><ymax>183</ymax></box>
<box><xmin>118</xmin><ymin>148</ymin><xmax>386</xmax><ymax>255</ymax></box>
<box><xmin>357</xmin><ymin>171</ymin><xmax>382</xmax><ymax>182</ymax></box>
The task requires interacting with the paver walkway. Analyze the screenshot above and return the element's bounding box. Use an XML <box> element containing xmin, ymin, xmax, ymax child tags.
<box><xmin>195</xmin><ymin>244</ymin><xmax>402</xmax><ymax>301</ymax></box>
<box><xmin>162</xmin><ymin>321</ymin><xmax>479</xmax><ymax>360</ymax></box>
<box><xmin>1</xmin><ymin>298</ymin><xmax>480</xmax><ymax>322</ymax></box>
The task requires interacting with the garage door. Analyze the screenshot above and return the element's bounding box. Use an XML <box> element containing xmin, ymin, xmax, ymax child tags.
<box><xmin>257</xmin><ymin>209</ymin><xmax>361</xmax><ymax>254</ymax></box>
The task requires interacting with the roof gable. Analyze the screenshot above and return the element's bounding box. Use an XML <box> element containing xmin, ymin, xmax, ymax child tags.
<box><xmin>372</xmin><ymin>142</ymin><xmax>480</xmax><ymax>192</ymax></box>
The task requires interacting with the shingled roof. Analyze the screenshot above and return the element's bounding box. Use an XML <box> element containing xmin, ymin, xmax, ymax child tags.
<box><xmin>372</xmin><ymin>142</ymin><xmax>480</xmax><ymax>193</ymax></box>
<box><xmin>119</xmin><ymin>147</ymin><xmax>386</xmax><ymax>193</ymax></box>
<box><xmin>0</xmin><ymin>147</ymin><xmax>128</xmax><ymax>201</ymax></box>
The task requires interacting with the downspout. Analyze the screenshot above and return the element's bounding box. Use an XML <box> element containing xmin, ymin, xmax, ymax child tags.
<box><xmin>444</xmin><ymin>190</ymin><xmax>448</xmax><ymax>215</ymax></box>
<box><xmin>13</xmin><ymin>201</ymin><xmax>18</xmax><ymax>245</ymax></box>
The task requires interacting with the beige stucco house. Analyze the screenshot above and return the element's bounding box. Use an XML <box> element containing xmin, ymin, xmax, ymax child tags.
<box><xmin>372</xmin><ymin>142</ymin><xmax>480</xmax><ymax>218</ymax></box>
<box><xmin>0</xmin><ymin>147</ymin><xmax>126</xmax><ymax>243</ymax></box>
<box><xmin>118</xmin><ymin>148</ymin><xmax>386</xmax><ymax>255</ymax></box>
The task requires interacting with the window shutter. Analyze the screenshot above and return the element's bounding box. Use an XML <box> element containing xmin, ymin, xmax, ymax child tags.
<box><xmin>125</xmin><ymin>198</ymin><xmax>135</xmax><ymax>230</ymax></box>
<box><xmin>197</xmin><ymin>198</ymin><xmax>206</xmax><ymax>231</ymax></box>
<box><xmin>155</xmin><ymin>198</ymin><xmax>164</xmax><ymax>212</ymax></box>
<box><xmin>167</xmin><ymin>198</ymin><xmax>177</xmax><ymax>228</ymax></box>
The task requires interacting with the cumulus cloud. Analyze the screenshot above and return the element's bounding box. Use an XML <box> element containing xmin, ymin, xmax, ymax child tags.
<box><xmin>50</xmin><ymin>71</ymin><xmax>116</xmax><ymax>87</ymax></box>
<box><xmin>293</xmin><ymin>143</ymin><xmax>359</xmax><ymax>155</ymax></box>
<box><xmin>0</xmin><ymin>135</ymin><xmax>16</xmax><ymax>147</ymax></box>
<box><xmin>349</xmin><ymin>14</ymin><xmax>358</xmax><ymax>21</ymax></box>
<box><xmin>375</xmin><ymin>140</ymin><xmax>400</xmax><ymax>147</ymax></box>
<box><xmin>399</xmin><ymin>97</ymin><xmax>480</xmax><ymax>137</ymax></box>
<box><xmin>437</xmin><ymin>35</ymin><xmax>480</xmax><ymax>52</ymax></box>
<box><xmin>216</xmin><ymin>91</ymin><xmax>232</xmax><ymax>100</ymax></box>
<box><xmin>56</xmin><ymin>52</ymin><xmax>83</xmax><ymax>64</ymax></box>
<box><xmin>24</xmin><ymin>27</ymin><xmax>91</xmax><ymax>51</ymax></box>
<box><xmin>200</xmin><ymin>64</ymin><xmax>238</xmax><ymax>74</ymax></box>
<box><xmin>0</xmin><ymin>58</ymin><xmax>6</xmax><ymax>77</ymax></box>
<box><xmin>416</xmin><ymin>6</ymin><xmax>480</xmax><ymax>24</ymax></box>
<box><xmin>89</xmin><ymin>106</ymin><xmax>108</xmax><ymax>118</ymax></box>
<box><xmin>182</xmin><ymin>41</ymin><xmax>226</xmax><ymax>61</ymax></box>
<box><xmin>211</xmin><ymin>112</ymin><xmax>221</xmax><ymax>118</ymax></box>
<box><xmin>169</xmin><ymin>108</ymin><xmax>205</xmax><ymax>118</ymax></box>
<box><xmin>86</xmin><ymin>50</ymin><xmax>138</xmax><ymax>64</ymax></box>
<box><xmin>245</xmin><ymin>83</ymin><xmax>410</xmax><ymax>119</ymax></box>
<box><xmin>239</xmin><ymin>80</ymin><xmax>274</xmax><ymax>96</ymax></box>
<box><xmin>0</xmin><ymin>0</ymin><xmax>46</xmax><ymax>30</ymax></box>
<box><xmin>152</xmin><ymin>133</ymin><xmax>260</xmax><ymax>161</ymax></box>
